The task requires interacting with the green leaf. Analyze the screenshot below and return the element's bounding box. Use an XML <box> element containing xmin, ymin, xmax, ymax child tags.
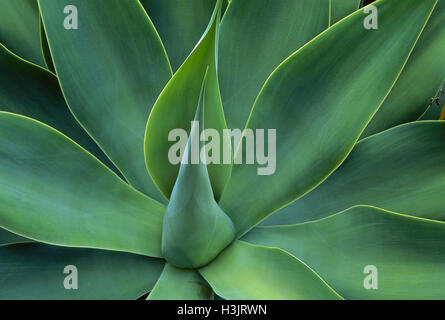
<box><xmin>145</xmin><ymin>0</ymin><xmax>231</xmax><ymax>201</ymax></box>
<box><xmin>39</xmin><ymin>0</ymin><xmax>172</xmax><ymax>202</ymax></box>
<box><xmin>148</xmin><ymin>263</ymin><xmax>213</xmax><ymax>300</ymax></box>
<box><xmin>244</xmin><ymin>205</ymin><xmax>445</xmax><ymax>299</ymax></box>
<box><xmin>0</xmin><ymin>112</ymin><xmax>165</xmax><ymax>257</ymax></box>
<box><xmin>141</xmin><ymin>0</ymin><xmax>216</xmax><ymax>72</ymax></box>
<box><xmin>420</xmin><ymin>79</ymin><xmax>444</xmax><ymax>120</ymax></box>
<box><xmin>330</xmin><ymin>0</ymin><xmax>361</xmax><ymax>25</ymax></box>
<box><xmin>0</xmin><ymin>243</ymin><xmax>164</xmax><ymax>300</ymax></box>
<box><xmin>264</xmin><ymin>121</ymin><xmax>445</xmax><ymax>225</ymax></box>
<box><xmin>219</xmin><ymin>0</ymin><xmax>438</xmax><ymax>236</ymax></box>
<box><xmin>219</xmin><ymin>0</ymin><xmax>330</xmax><ymax>130</ymax></box>
<box><xmin>161</xmin><ymin>73</ymin><xmax>234</xmax><ymax>268</ymax></box>
<box><xmin>200</xmin><ymin>241</ymin><xmax>342</xmax><ymax>300</ymax></box>
<box><xmin>362</xmin><ymin>0</ymin><xmax>445</xmax><ymax>138</ymax></box>
<box><xmin>0</xmin><ymin>228</ymin><xmax>31</xmax><ymax>246</ymax></box>
<box><xmin>0</xmin><ymin>0</ymin><xmax>45</xmax><ymax>67</ymax></box>
<box><xmin>39</xmin><ymin>16</ymin><xmax>55</xmax><ymax>73</ymax></box>
<box><xmin>0</xmin><ymin>43</ymin><xmax>119</xmax><ymax>175</ymax></box>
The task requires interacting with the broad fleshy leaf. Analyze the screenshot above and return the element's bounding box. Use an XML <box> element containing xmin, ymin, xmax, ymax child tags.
<box><xmin>0</xmin><ymin>43</ymin><xmax>119</xmax><ymax>174</ymax></box>
<box><xmin>39</xmin><ymin>0</ymin><xmax>172</xmax><ymax>202</ymax></box>
<box><xmin>145</xmin><ymin>0</ymin><xmax>231</xmax><ymax>201</ymax></box>
<box><xmin>141</xmin><ymin>0</ymin><xmax>216</xmax><ymax>72</ymax></box>
<box><xmin>0</xmin><ymin>228</ymin><xmax>31</xmax><ymax>246</ymax></box>
<box><xmin>0</xmin><ymin>112</ymin><xmax>165</xmax><ymax>257</ymax></box>
<box><xmin>245</xmin><ymin>206</ymin><xmax>445</xmax><ymax>299</ymax></box>
<box><xmin>0</xmin><ymin>0</ymin><xmax>45</xmax><ymax>67</ymax></box>
<box><xmin>0</xmin><ymin>243</ymin><xmax>164</xmax><ymax>300</ymax></box>
<box><xmin>362</xmin><ymin>0</ymin><xmax>445</xmax><ymax>137</ymax></box>
<box><xmin>200</xmin><ymin>241</ymin><xmax>342</xmax><ymax>300</ymax></box>
<box><xmin>219</xmin><ymin>0</ymin><xmax>330</xmax><ymax>130</ymax></box>
<box><xmin>219</xmin><ymin>0</ymin><xmax>438</xmax><ymax>236</ymax></box>
<box><xmin>149</xmin><ymin>263</ymin><xmax>213</xmax><ymax>300</ymax></box>
<box><xmin>263</xmin><ymin>121</ymin><xmax>445</xmax><ymax>225</ymax></box>
<box><xmin>161</xmin><ymin>74</ymin><xmax>234</xmax><ymax>269</ymax></box>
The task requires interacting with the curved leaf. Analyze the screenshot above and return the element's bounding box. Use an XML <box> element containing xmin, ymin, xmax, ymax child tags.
<box><xmin>0</xmin><ymin>228</ymin><xmax>31</xmax><ymax>246</ymax></box>
<box><xmin>149</xmin><ymin>263</ymin><xmax>213</xmax><ymax>300</ymax></box>
<box><xmin>200</xmin><ymin>241</ymin><xmax>342</xmax><ymax>300</ymax></box>
<box><xmin>0</xmin><ymin>43</ymin><xmax>119</xmax><ymax>175</ymax></box>
<box><xmin>141</xmin><ymin>0</ymin><xmax>216</xmax><ymax>72</ymax></box>
<box><xmin>219</xmin><ymin>0</ymin><xmax>438</xmax><ymax>236</ymax></box>
<box><xmin>0</xmin><ymin>243</ymin><xmax>164</xmax><ymax>300</ymax></box>
<box><xmin>362</xmin><ymin>0</ymin><xmax>445</xmax><ymax>137</ymax></box>
<box><xmin>145</xmin><ymin>0</ymin><xmax>231</xmax><ymax>201</ymax></box>
<box><xmin>264</xmin><ymin>121</ymin><xmax>445</xmax><ymax>225</ymax></box>
<box><xmin>39</xmin><ymin>0</ymin><xmax>172</xmax><ymax>202</ymax></box>
<box><xmin>219</xmin><ymin>0</ymin><xmax>330</xmax><ymax>130</ymax></box>
<box><xmin>0</xmin><ymin>112</ymin><xmax>165</xmax><ymax>257</ymax></box>
<box><xmin>0</xmin><ymin>0</ymin><xmax>45</xmax><ymax>67</ymax></box>
<box><xmin>161</xmin><ymin>73</ymin><xmax>234</xmax><ymax>268</ymax></box>
<box><xmin>245</xmin><ymin>206</ymin><xmax>445</xmax><ymax>299</ymax></box>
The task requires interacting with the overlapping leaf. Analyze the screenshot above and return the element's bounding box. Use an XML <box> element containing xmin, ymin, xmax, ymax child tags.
<box><xmin>362</xmin><ymin>0</ymin><xmax>445</xmax><ymax>137</ymax></box>
<box><xmin>219</xmin><ymin>0</ymin><xmax>331</xmax><ymax>130</ymax></box>
<box><xmin>161</xmin><ymin>73</ymin><xmax>234</xmax><ymax>268</ymax></box>
<box><xmin>263</xmin><ymin>121</ymin><xmax>445</xmax><ymax>225</ymax></box>
<box><xmin>0</xmin><ymin>228</ymin><xmax>31</xmax><ymax>246</ymax></box>
<box><xmin>149</xmin><ymin>263</ymin><xmax>213</xmax><ymax>300</ymax></box>
<box><xmin>219</xmin><ymin>0</ymin><xmax>438</xmax><ymax>236</ymax></box>
<box><xmin>0</xmin><ymin>0</ymin><xmax>45</xmax><ymax>67</ymax></box>
<box><xmin>145</xmin><ymin>0</ymin><xmax>231</xmax><ymax>201</ymax></box>
<box><xmin>0</xmin><ymin>44</ymin><xmax>118</xmax><ymax>174</ymax></box>
<box><xmin>0</xmin><ymin>112</ymin><xmax>165</xmax><ymax>257</ymax></box>
<box><xmin>245</xmin><ymin>206</ymin><xmax>445</xmax><ymax>299</ymax></box>
<box><xmin>141</xmin><ymin>0</ymin><xmax>216</xmax><ymax>72</ymax></box>
<box><xmin>39</xmin><ymin>0</ymin><xmax>172</xmax><ymax>201</ymax></box>
<box><xmin>218</xmin><ymin>0</ymin><xmax>361</xmax><ymax>131</ymax></box>
<box><xmin>0</xmin><ymin>243</ymin><xmax>164</xmax><ymax>299</ymax></box>
<box><xmin>200</xmin><ymin>241</ymin><xmax>342</xmax><ymax>300</ymax></box>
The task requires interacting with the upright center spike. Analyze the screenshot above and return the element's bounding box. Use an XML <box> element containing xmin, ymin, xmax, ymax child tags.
<box><xmin>161</xmin><ymin>71</ymin><xmax>235</xmax><ymax>269</ymax></box>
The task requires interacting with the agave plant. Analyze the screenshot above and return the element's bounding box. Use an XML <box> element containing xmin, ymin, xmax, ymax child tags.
<box><xmin>0</xmin><ymin>0</ymin><xmax>444</xmax><ymax>300</ymax></box>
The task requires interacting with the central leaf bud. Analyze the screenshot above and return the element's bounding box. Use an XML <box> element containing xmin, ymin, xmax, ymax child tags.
<box><xmin>161</xmin><ymin>72</ymin><xmax>235</xmax><ymax>269</ymax></box>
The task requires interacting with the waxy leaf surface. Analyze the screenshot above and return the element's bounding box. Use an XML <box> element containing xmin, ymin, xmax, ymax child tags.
<box><xmin>39</xmin><ymin>0</ymin><xmax>172</xmax><ymax>201</ymax></box>
<box><xmin>245</xmin><ymin>206</ymin><xmax>445</xmax><ymax>299</ymax></box>
<box><xmin>219</xmin><ymin>0</ymin><xmax>438</xmax><ymax>236</ymax></box>
<box><xmin>0</xmin><ymin>112</ymin><xmax>165</xmax><ymax>258</ymax></box>
<box><xmin>0</xmin><ymin>243</ymin><xmax>164</xmax><ymax>299</ymax></box>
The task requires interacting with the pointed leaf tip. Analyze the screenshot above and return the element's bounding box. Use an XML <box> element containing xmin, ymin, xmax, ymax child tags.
<box><xmin>161</xmin><ymin>73</ymin><xmax>235</xmax><ymax>269</ymax></box>
<box><xmin>145</xmin><ymin>0</ymin><xmax>231</xmax><ymax>202</ymax></box>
